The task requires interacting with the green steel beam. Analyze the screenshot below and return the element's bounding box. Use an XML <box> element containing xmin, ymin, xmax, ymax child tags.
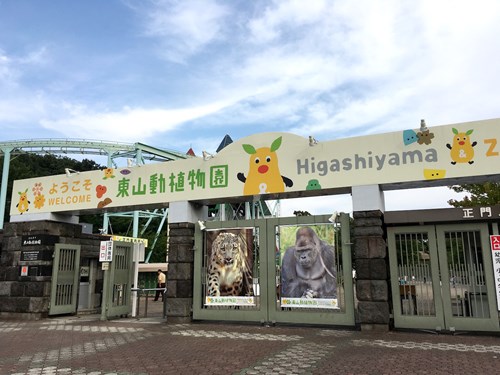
<box><xmin>0</xmin><ymin>139</ymin><xmax>188</xmax><ymax>162</ymax></box>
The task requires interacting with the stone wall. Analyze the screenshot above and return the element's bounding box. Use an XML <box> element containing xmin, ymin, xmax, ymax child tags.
<box><xmin>166</xmin><ymin>222</ymin><xmax>194</xmax><ymax>323</ymax></box>
<box><xmin>353</xmin><ymin>210</ymin><xmax>390</xmax><ymax>331</ymax></box>
<box><xmin>0</xmin><ymin>220</ymin><xmax>105</xmax><ymax>319</ymax></box>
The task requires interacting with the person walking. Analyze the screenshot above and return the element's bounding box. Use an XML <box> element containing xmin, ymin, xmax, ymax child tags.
<box><xmin>154</xmin><ymin>269</ymin><xmax>166</xmax><ymax>301</ymax></box>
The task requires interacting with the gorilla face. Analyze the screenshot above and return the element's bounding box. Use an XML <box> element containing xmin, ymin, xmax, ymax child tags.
<box><xmin>293</xmin><ymin>227</ymin><xmax>320</xmax><ymax>268</ymax></box>
<box><xmin>295</xmin><ymin>247</ymin><xmax>318</xmax><ymax>268</ymax></box>
<box><xmin>295</xmin><ymin>249</ymin><xmax>316</xmax><ymax>268</ymax></box>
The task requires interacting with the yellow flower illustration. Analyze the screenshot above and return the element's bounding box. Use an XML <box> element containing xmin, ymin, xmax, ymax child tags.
<box><xmin>103</xmin><ymin>168</ymin><xmax>115</xmax><ymax>179</ymax></box>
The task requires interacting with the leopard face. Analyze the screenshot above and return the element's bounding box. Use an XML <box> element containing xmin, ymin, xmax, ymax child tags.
<box><xmin>207</xmin><ymin>232</ymin><xmax>253</xmax><ymax>297</ymax></box>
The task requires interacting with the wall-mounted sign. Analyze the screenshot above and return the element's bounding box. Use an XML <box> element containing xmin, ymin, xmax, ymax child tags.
<box><xmin>111</xmin><ymin>235</ymin><xmax>148</xmax><ymax>247</ymax></box>
<box><xmin>20</xmin><ymin>266</ymin><xmax>28</xmax><ymax>276</ymax></box>
<box><xmin>21</xmin><ymin>234</ymin><xmax>59</xmax><ymax>246</ymax></box>
<box><xmin>80</xmin><ymin>266</ymin><xmax>90</xmax><ymax>277</ymax></box>
<box><xmin>9</xmin><ymin>118</ymin><xmax>500</xmax><ymax>216</ymax></box>
<box><xmin>99</xmin><ymin>241</ymin><xmax>113</xmax><ymax>262</ymax></box>
<box><xmin>490</xmin><ymin>235</ymin><xmax>500</xmax><ymax>311</ymax></box>
<box><xmin>20</xmin><ymin>250</ymin><xmax>53</xmax><ymax>262</ymax></box>
<box><xmin>21</xmin><ymin>250</ymin><xmax>41</xmax><ymax>261</ymax></box>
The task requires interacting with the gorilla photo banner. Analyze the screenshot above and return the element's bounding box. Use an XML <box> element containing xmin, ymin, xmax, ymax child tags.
<box><xmin>204</xmin><ymin>227</ymin><xmax>256</xmax><ymax>306</ymax></box>
<box><xmin>279</xmin><ymin>224</ymin><xmax>339</xmax><ymax>309</ymax></box>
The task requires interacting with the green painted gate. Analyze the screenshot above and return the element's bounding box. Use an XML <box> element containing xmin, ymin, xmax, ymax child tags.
<box><xmin>193</xmin><ymin>214</ymin><xmax>355</xmax><ymax>326</ymax></box>
<box><xmin>49</xmin><ymin>244</ymin><xmax>81</xmax><ymax>315</ymax></box>
<box><xmin>388</xmin><ymin>223</ymin><xmax>499</xmax><ymax>332</ymax></box>
<box><xmin>102</xmin><ymin>241</ymin><xmax>134</xmax><ymax>319</ymax></box>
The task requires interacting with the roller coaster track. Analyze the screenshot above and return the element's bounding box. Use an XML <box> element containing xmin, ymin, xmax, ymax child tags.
<box><xmin>0</xmin><ymin>138</ymin><xmax>188</xmax><ymax>165</ymax></box>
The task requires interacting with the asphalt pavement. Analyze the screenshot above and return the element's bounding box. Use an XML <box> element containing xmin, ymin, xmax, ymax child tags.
<box><xmin>1</xmin><ymin>313</ymin><xmax>499</xmax><ymax>375</ymax></box>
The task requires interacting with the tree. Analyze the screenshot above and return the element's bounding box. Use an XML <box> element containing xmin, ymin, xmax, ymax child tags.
<box><xmin>448</xmin><ymin>182</ymin><xmax>500</xmax><ymax>207</ymax></box>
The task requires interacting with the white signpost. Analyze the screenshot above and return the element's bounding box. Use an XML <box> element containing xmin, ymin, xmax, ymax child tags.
<box><xmin>99</xmin><ymin>241</ymin><xmax>113</xmax><ymax>262</ymax></box>
<box><xmin>489</xmin><ymin>235</ymin><xmax>500</xmax><ymax>311</ymax></box>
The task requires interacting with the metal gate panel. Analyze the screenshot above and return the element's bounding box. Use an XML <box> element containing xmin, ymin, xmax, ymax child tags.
<box><xmin>267</xmin><ymin>213</ymin><xmax>355</xmax><ymax>326</ymax></box>
<box><xmin>388</xmin><ymin>226</ymin><xmax>444</xmax><ymax>330</ymax></box>
<box><xmin>436</xmin><ymin>223</ymin><xmax>499</xmax><ymax>332</ymax></box>
<box><xmin>49</xmin><ymin>244</ymin><xmax>81</xmax><ymax>315</ymax></box>
<box><xmin>389</xmin><ymin>224</ymin><xmax>499</xmax><ymax>332</ymax></box>
<box><xmin>192</xmin><ymin>218</ymin><xmax>268</xmax><ymax>323</ymax></box>
<box><xmin>105</xmin><ymin>241</ymin><xmax>134</xmax><ymax>318</ymax></box>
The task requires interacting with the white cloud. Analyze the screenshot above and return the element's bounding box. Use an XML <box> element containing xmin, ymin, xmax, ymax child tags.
<box><xmin>280</xmin><ymin>194</ymin><xmax>352</xmax><ymax>217</ymax></box>
<box><xmin>196</xmin><ymin>2</ymin><xmax>413</xmax><ymax>134</ymax></box>
<box><xmin>247</xmin><ymin>0</ymin><xmax>327</xmax><ymax>44</ymax></box>
<box><xmin>19</xmin><ymin>46</ymin><xmax>49</xmax><ymax>65</ymax></box>
<box><xmin>3</xmin><ymin>0</ymin><xmax>500</xmax><ymax>156</ymax></box>
<box><xmin>140</xmin><ymin>0</ymin><xmax>230</xmax><ymax>62</ymax></box>
<box><xmin>213</xmin><ymin>0</ymin><xmax>500</xmax><ymax>139</ymax></box>
<box><xmin>384</xmin><ymin>187</ymin><xmax>467</xmax><ymax>211</ymax></box>
<box><xmin>0</xmin><ymin>50</ymin><xmax>10</xmax><ymax>72</ymax></box>
<box><xmin>0</xmin><ymin>49</ymin><xmax>19</xmax><ymax>86</ymax></box>
<box><xmin>39</xmin><ymin>101</ymin><xmax>233</xmax><ymax>142</ymax></box>
<box><xmin>279</xmin><ymin>186</ymin><xmax>467</xmax><ymax>217</ymax></box>
<box><xmin>0</xmin><ymin>94</ymin><xmax>50</xmax><ymax>124</ymax></box>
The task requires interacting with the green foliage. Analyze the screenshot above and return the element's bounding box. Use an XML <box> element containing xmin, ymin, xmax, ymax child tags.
<box><xmin>448</xmin><ymin>183</ymin><xmax>500</xmax><ymax>207</ymax></box>
<box><xmin>148</xmin><ymin>234</ymin><xmax>167</xmax><ymax>263</ymax></box>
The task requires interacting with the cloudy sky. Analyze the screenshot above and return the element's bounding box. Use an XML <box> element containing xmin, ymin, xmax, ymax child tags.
<box><xmin>2</xmin><ymin>0</ymin><xmax>496</xmax><ymax>215</ymax></box>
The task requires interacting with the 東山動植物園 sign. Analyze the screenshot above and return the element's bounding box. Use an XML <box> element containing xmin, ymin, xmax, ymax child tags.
<box><xmin>10</xmin><ymin>118</ymin><xmax>500</xmax><ymax>216</ymax></box>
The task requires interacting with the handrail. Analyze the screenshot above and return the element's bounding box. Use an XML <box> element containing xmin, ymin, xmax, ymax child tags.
<box><xmin>131</xmin><ymin>287</ymin><xmax>167</xmax><ymax>320</ymax></box>
<box><xmin>131</xmin><ymin>287</ymin><xmax>166</xmax><ymax>292</ymax></box>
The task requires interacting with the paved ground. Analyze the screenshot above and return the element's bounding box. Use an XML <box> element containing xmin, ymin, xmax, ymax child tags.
<box><xmin>1</xmin><ymin>314</ymin><xmax>500</xmax><ymax>375</ymax></box>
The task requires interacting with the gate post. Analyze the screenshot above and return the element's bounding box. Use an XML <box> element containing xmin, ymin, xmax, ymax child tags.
<box><xmin>0</xmin><ymin>220</ymin><xmax>104</xmax><ymax>319</ymax></box>
<box><xmin>352</xmin><ymin>185</ymin><xmax>390</xmax><ymax>331</ymax></box>
<box><xmin>167</xmin><ymin>201</ymin><xmax>206</xmax><ymax>323</ymax></box>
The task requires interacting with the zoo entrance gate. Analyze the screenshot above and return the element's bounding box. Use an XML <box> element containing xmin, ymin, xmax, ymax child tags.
<box><xmin>192</xmin><ymin>214</ymin><xmax>356</xmax><ymax>327</ymax></box>
<box><xmin>190</xmin><ymin>210</ymin><xmax>500</xmax><ymax>332</ymax></box>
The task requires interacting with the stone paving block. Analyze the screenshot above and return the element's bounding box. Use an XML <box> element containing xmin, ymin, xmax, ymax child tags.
<box><xmin>1</xmin><ymin>316</ymin><xmax>500</xmax><ymax>374</ymax></box>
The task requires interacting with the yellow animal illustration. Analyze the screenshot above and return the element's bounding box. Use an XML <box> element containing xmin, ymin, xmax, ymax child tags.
<box><xmin>16</xmin><ymin>188</ymin><xmax>30</xmax><ymax>214</ymax></box>
<box><xmin>33</xmin><ymin>194</ymin><xmax>46</xmax><ymax>209</ymax></box>
<box><xmin>446</xmin><ymin>128</ymin><xmax>477</xmax><ymax>165</ymax></box>
<box><xmin>423</xmin><ymin>168</ymin><xmax>446</xmax><ymax>180</ymax></box>
<box><xmin>237</xmin><ymin>136</ymin><xmax>293</xmax><ymax>195</ymax></box>
<box><xmin>416</xmin><ymin>119</ymin><xmax>435</xmax><ymax>145</ymax></box>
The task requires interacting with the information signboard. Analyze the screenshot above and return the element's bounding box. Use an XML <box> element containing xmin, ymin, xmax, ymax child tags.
<box><xmin>489</xmin><ymin>235</ymin><xmax>500</xmax><ymax>311</ymax></box>
<box><xmin>99</xmin><ymin>241</ymin><xmax>113</xmax><ymax>262</ymax></box>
